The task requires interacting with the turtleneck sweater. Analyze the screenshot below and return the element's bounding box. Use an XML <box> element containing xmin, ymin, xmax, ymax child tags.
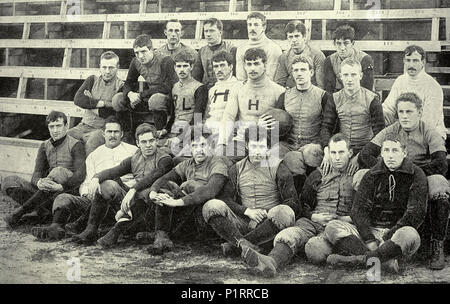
<box><xmin>219</xmin><ymin>75</ymin><xmax>285</xmax><ymax>145</ymax></box>
<box><xmin>382</xmin><ymin>69</ymin><xmax>446</xmax><ymax>139</ymax></box>
<box><xmin>235</xmin><ymin>35</ymin><xmax>283</xmax><ymax>81</ymax></box>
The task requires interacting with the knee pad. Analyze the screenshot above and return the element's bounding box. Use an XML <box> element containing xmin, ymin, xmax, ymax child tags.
<box><xmin>202</xmin><ymin>199</ymin><xmax>228</xmax><ymax>222</ymax></box>
<box><xmin>268</xmin><ymin>205</ymin><xmax>295</xmax><ymax>229</ymax></box>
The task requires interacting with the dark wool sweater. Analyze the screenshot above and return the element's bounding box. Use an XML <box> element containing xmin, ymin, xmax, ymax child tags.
<box><xmin>351</xmin><ymin>158</ymin><xmax>428</xmax><ymax>243</ymax></box>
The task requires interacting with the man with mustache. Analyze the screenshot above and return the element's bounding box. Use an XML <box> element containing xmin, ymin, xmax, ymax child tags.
<box><xmin>3</xmin><ymin>111</ymin><xmax>86</xmax><ymax>228</ymax></box>
<box><xmin>192</xmin><ymin>18</ymin><xmax>236</xmax><ymax>89</ymax></box>
<box><xmin>146</xmin><ymin>129</ymin><xmax>229</xmax><ymax>254</ymax></box>
<box><xmin>239</xmin><ymin>133</ymin><xmax>355</xmax><ymax>277</ymax></box>
<box><xmin>71</xmin><ymin>123</ymin><xmax>173</xmax><ymax>246</ymax></box>
<box><xmin>203</xmin><ymin>127</ymin><xmax>298</xmax><ymax>263</ymax></box>
<box><xmin>68</xmin><ymin>51</ymin><xmax>124</xmax><ymax>156</ymax></box>
<box><xmin>157</xmin><ymin>50</ymin><xmax>208</xmax><ymax>157</ymax></box>
<box><xmin>323</xmin><ymin>24</ymin><xmax>374</xmax><ymax>93</ymax></box>
<box><xmin>382</xmin><ymin>45</ymin><xmax>446</xmax><ymax>140</ymax></box>
<box><xmin>359</xmin><ymin>92</ymin><xmax>449</xmax><ymax>270</ymax></box>
<box><xmin>324</xmin><ymin>133</ymin><xmax>426</xmax><ymax>274</ymax></box>
<box><xmin>235</xmin><ymin>12</ymin><xmax>282</xmax><ymax>81</ymax></box>
<box><xmin>274</xmin><ymin>20</ymin><xmax>325</xmax><ymax>89</ymax></box>
<box><xmin>111</xmin><ymin>35</ymin><xmax>177</xmax><ymax>139</ymax></box>
<box><xmin>156</xmin><ymin>19</ymin><xmax>197</xmax><ymax>61</ymax></box>
<box><xmin>320</xmin><ymin>58</ymin><xmax>385</xmax><ymax>176</ymax></box>
<box><xmin>30</xmin><ymin>116</ymin><xmax>138</xmax><ymax>241</ymax></box>
<box><xmin>203</xmin><ymin>51</ymin><xmax>239</xmax><ymax>146</ymax></box>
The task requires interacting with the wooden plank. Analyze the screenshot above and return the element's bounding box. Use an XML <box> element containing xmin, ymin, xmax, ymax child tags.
<box><xmin>0</xmin><ymin>97</ymin><xmax>84</xmax><ymax>117</ymax></box>
<box><xmin>195</xmin><ymin>20</ymin><xmax>203</xmax><ymax>40</ymax></box>
<box><xmin>0</xmin><ymin>66</ymin><xmax>129</xmax><ymax>79</ymax></box>
<box><xmin>22</xmin><ymin>22</ymin><xmax>31</xmax><ymax>40</ymax></box>
<box><xmin>44</xmin><ymin>22</ymin><xmax>49</xmax><ymax>38</ymax></box>
<box><xmin>17</xmin><ymin>77</ymin><xmax>28</xmax><ymax>99</ymax></box>
<box><xmin>431</xmin><ymin>17</ymin><xmax>439</xmax><ymax>41</ymax></box>
<box><xmin>247</xmin><ymin>0</ymin><xmax>251</xmax><ymax>11</ymax></box>
<box><xmin>446</xmin><ymin>16</ymin><xmax>450</xmax><ymax>41</ymax></box>
<box><xmin>86</xmin><ymin>47</ymin><xmax>90</xmax><ymax>68</ymax></box>
<box><xmin>304</xmin><ymin>19</ymin><xmax>312</xmax><ymax>41</ymax></box>
<box><xmin>124</xmin><ymin>21</ymin><xmax>128</xmax><ymax>39</ymax></box>
<box><xmin>139</xmin><ymin>0</ymin><xmax>147</xmax><ymax>14</ymax></box>
<box><xmin>4</xmin><ymin>48</ymin><xmax>9</xmax><ymax>66</ymax></box>
<box><xmin>229</xmin><ymin>0</ymin><xmax>237</xmax><ymax>12</ymax></box>
<box><xmin>427</xmin><ymin>66</ymin><xmax>450</xmax><ymax>74</ymax></box>
<box><xmin>0</xmin><ymin>38</ymin><xmax>443</xmax><ymax>52</ymax></box>
<box><xmin>0</xmin><ymin>8</ymin><xmax>448</xmax><ymax>23</ymax></box>
<box><xmin>334</xmin><ymin>0</ymin><xmax>342</xmax><ymax>11</ymax></box>
<box><xmin>12</xmin><ymin>0</ymin><xmax>15</xmax><ymax>16</ymax></box>
<box><xmin>322</xmin><ymin>19</ymin><xmax>327</xmax><ymax>40</ymax></box>
<box><xmin>349</xmin><ymin>0</ymin><xmax>354</xmax><ymax>10</ymax></box>
<box><xmin>0</xmin><ymin>0</ymin><xmax>62</xmax><ymax>3</ymax></box>
<box><xmin>0</xmin><ymin>136</ymin><xmax>42</xmax><ymax>181</ymax></box>
<box><xmin>62</xmin><ymin>47</ymin><xmax>72</xmax><ymax>68</ymax></box>
<box><xmin>102</xmin><ymin>21</ymin><xmax>111</xmax><ymax>39</ymax></box>
<box><xmin>43</xmin><ymin>78</ymin><xmax>48</xmax><ymax>100</ymax></box>
<box><xmin>60</xmin><ymin>0</ymin><xmax>67</xmax><ymax>17</ymax></box>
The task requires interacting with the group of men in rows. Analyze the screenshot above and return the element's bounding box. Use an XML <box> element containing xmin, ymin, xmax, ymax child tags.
<box><xmin>2</xmin><ymin>12</ymin><xmax>449</xmax><ymax>277</ymax></box>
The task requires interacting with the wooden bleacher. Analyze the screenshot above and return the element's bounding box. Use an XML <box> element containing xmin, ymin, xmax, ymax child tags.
<box><xmin>0</xmin><ymin>0</ymin><xmax>449</xmax><ymax>181</ymax></box>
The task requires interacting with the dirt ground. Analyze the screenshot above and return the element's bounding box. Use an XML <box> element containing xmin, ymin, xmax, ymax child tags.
<box><xmin>1</xmin><ymin>193</ymin><xmax>450</xmax><ymax>284</ymax></box>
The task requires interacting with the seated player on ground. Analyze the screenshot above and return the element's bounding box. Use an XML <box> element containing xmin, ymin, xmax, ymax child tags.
<box><xmin>325</xmin><ymin>133</ymin><xmax>427</xmax><ymax>273</ymax></box>
<box><xmin>30</xmin><ymin>116</ymin><xmax>138</xmax><ymax>241</ymax></box>
<box><xmin>146</xmin><ymin>128</ymin><xmax>230</xmax><ymax>255</ymax></box>
<box><xmin>359</xmin><ymin>92</ymin><xmax>449</xmax><ymax>270</ymax></box>
<box><xmin>202</xmin><ymin>127</ymin><xmax>299</xmax><ymax>264</ymax></box>
<box><xmin>3</xmin><ymin>111</ymin><xmax>86</xmax><ymax>228</ymax></box>
<box><xmin>71</xmin><ymin>123</ymin><xmax>173</xmax><ymax>246</ymax></box>
<box><xmin>240</xmin><ymin>133</ymin><xmax>356</xmax><ymax>277</ymax></box>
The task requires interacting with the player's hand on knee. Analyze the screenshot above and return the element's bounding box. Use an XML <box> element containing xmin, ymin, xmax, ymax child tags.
<box><xmin>244</xmin><ymin>208</ymin><xmax>267</xmax><ymax>224</ymax></box>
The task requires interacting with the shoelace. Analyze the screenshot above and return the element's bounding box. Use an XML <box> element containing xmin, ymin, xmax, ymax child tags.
<box><xmin>389</xmin><ymin>174</ymin><xmax>396</xmax><ymax>202</ymax></box>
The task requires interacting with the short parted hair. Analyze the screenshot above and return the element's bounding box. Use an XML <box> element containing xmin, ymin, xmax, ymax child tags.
<box><xmin>395</xmin><ymin>92</ymin><xmax>423</xmax><ymax>111</ymax></box>
<box><xmin>133</xmin><ymin>34</ymin><xmax>153</xmax><ymax>50</ymax></box>
<box><xmin>173</xmin><ymin>50</ymin><xmax>196</xmax><ymax>65</ymax></box>
<box><xmin>244</xmin><ymin>47</ymin><xmax>267</xmax><ymax>64</ymax></box>
<box><xmin>46</xmin><ymin>110</ymin><xmax>67</xmax><ymax>126</ymax></box>
<box><xmin>404</xmin><ymin>45</ymin><xmax>426</xmax><ymax>61</ymax></box>
<box><xmin>244</xmin><ymin>126</ymin><xmax>272</xmax><ymax>148</ymax></box>
<box><xmin>100</xmin><ymin>51</ymin><xmax>119</xmax><ymax>64</ymax></box>
<box><xmin>292</xmin><ymin>55</ymin><xmax>313</xmax><ymax>71</ymax></box>
<box><xmin>135</xmin><ymin>123</ymin><xmax>157</xmax><ymax>140</ymax></box>
<box><xmin>340</xmin><ymin>57</ymin><xmax>362</xmax><ymax>72</ymax></box>
<box><xmin>102</xmin><ymin>116</ymin><xmax>122</xmax><ymax>131</ymax></box>
<box><xmin>328</xmin><ymin>133</ymin><xmax>351</xmax><ymax>150</ymax></box>
<box><xmin>212</xmin><ymin>50</ymin><xmax>234</xmax><ymax>65</ymax></box>
<box><xmin>284</xmin><ymin>20</ymin><xmax>306</xmax><ymax>36</ymax></box>
<box><xmin>332</xmin><ymin>24</ymin><xmax>356</xmax><ymax>42</ymax></box>
<box><xmin>382</xmin><ymin>132</ymin><xmax>407</xmax><ymax>151</ymax></box>
<box><xmin>247</xmin><ymin>12</ymin><xmax>266</xmax><ymax>26</ymax></box>
<box><xmin>204</xmin><ymin>18</ymin><xmax>223</xmax><ymax>32</ymax></box>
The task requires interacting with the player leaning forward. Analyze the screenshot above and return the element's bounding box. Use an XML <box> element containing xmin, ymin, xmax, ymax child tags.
<box><xmin>240</xmin><ymin>133</ymin><xmax>356</xmax><ymax>277</ymax></box>
<box><xmin>71</xmin><ymin>123</ymin><xmax>173</xmax><ymax>246</ymax></box>
<box><xmin>3</xmin><ymin>111</ymin><xmax>86</xmax><ymax>228</ymax></box>
<box><xmin>31</xmin><ymin>116</ymin><xmax>138</xmax><ymax>241</ymax></box>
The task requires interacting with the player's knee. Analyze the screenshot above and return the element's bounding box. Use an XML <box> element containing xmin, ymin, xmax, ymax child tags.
<box><xmin>283</xmin><ymin>151</ymin><xmax>306</xmax><ymax>175</ymax></box>
<box><xmin>353</xmin><ymin>169</ymin><xmax>370</xmax><ymax>191</ymax></box>
<box><xmin>324</xmin><ymin>220</ymin><xmax>349</xmax><ymax>245</ymax></box>
<box><xmin>47</xmin><ymin>167</ymin><xmax>73</xmax><ymax>185</ymax></box>
<box><xmin>85</xmin><ymin>130</ymin><xmax>105</xmax><ymax>156</ymax></box>
<box><xmin>52</xmin><ymin>193</ymin><xmax>72</xmax><ymax>213</ymax></box>
<box><xmin>148</xmin><ymin>93</ymin><xmax>169</xmax><ymax>112</ymax></box>
<box><xmin>2</xmin><ymin>175</ymin><xmax>22</xmax><ymax>192</ymax></box>
<box><xmin>268</xmin><ymin>205</ymin><xmax>295</xmax><ymax>230</ymax></box>
<box><xmin>273</xmin><ymin>227</ymin><xmax>300</xmax><ymax>254</ymax></box>
<box><xmin>202</xmin><ymin>199</ymin><xmax>228</xmax><ymax>222</ymax></box>
<box><xmin>99</xmin><ymin>180</ymin><xmax>121</xmax><ymax>200</ymax></box>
